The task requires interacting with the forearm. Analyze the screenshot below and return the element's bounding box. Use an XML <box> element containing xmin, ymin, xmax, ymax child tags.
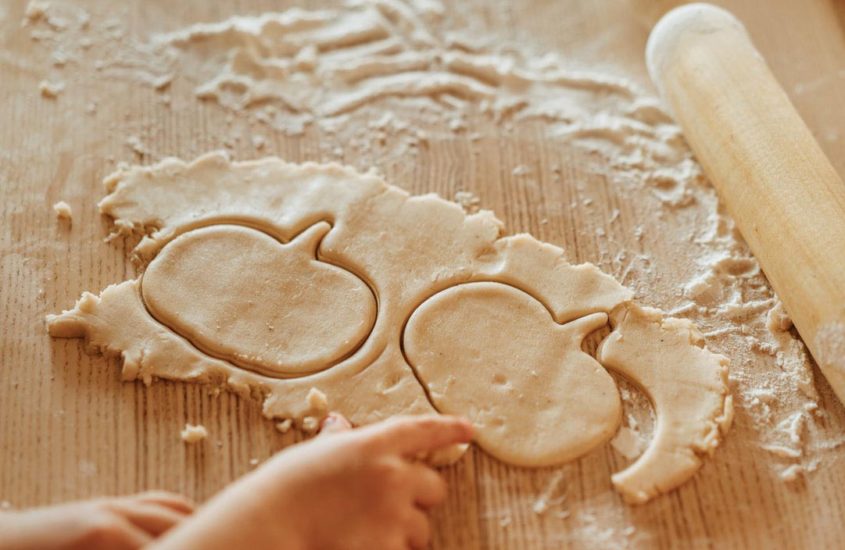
<box><xmin>151</xmin><ymin>478</ymin><xmax>305</xmax><ymax>550</ymax></box>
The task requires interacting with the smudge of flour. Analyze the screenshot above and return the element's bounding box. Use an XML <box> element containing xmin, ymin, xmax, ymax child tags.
<box><xmin>661</xmin><ymin>206</ymin><xmax>826</xmax><ymax>481</ymax></box>
<box><xmin>22</xmin><ymin>1</ymin><xmax>175</xmax><ymax>90</ymax></box>
<box><xmin>532</xmin><ymin>471</ymin><xmax>568</xmax><ymax>516</ymax></box>
<box><xmin>138</xmin><ymin>0</ymin><xmax>693</xmax><ymax>188</ymax></box>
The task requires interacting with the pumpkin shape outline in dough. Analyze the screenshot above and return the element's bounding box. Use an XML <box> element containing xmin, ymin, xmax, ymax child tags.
<box><xmin>403</xmin><ymin>281</ymin><xmax>622</xmax><ymax>466</ymax></box>
<box><xmin>141</xmin><ymin>221</ymin><xmax>377</xmax><ymax>378</ymax></box>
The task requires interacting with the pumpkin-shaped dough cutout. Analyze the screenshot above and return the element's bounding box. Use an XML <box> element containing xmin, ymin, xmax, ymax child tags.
<box><xmin>142</xmin><ymin>222</ymin><xmax>377</xmax><ymax>378</ymax></box>
<box><xmin>403</xmin><ymin>282</ymin><xmax>621</xmax><ymax>466</ymax></box>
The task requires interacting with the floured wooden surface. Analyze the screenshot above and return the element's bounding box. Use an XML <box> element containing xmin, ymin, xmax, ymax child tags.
<box><xmin>2</xmin><ymin>0</ymin><xmax>845</xmax><ymax>548</ymax></box>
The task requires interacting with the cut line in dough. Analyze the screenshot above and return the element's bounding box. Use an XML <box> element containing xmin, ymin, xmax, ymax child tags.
<box><xmin>598</xmin><ymin>303</ymin><xmax>733</xmax><ymax>504</ymax></box>
<box><xmin>47</xmin><ymin>151</ymin><xmax>731</xmax><ymax>503</ymax></box>
<box><xmin>404</xmin><ymin>282</ymin><xmax>620</xmax><ymax>466</ymax></box>
<box><xmin>141</xmin><ymin>222</ymin><xmax>377</xmax><ymax>378</ymax></box>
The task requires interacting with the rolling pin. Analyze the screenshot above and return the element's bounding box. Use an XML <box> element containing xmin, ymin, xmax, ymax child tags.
<box><xmin>646</xmin><ymin>4</ymin><xmax>845</xmax><ymax>404</ymax></box>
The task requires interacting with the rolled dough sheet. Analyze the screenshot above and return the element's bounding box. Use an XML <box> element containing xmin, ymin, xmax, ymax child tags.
<box><xmin>47</xmin><ymin>152</ymin><xmax>731</xmax><ymax>503</ymax></box>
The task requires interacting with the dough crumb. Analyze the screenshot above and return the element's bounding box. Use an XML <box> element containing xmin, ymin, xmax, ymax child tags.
<box><xmin>251</xmin><ymin>135</ymin><xmax>266</xmax><ymax>150</ymax></box>
<box><xmin>610</xmin><ymin>426</ymin><xmax>645</xmax><ymax>460</ymax></box>
<box><xmin>301</xmin><ymin>415</ymin><xmax>320</xmax><ymax>433</ymax></box>
<box><xmin>779</xmin><ymin>464</ymin><xmax>803</xmax><ymax>482</ymax></box>
<box><xmin>39</xmin><ymin>79</ymin><xmax>64</xmax><ymax>98</ymax></box>
<box><xmin>0</xmin><ymin>501</ymin><xmax>11</xmax><ymax>510</ymax></box>
<box><xmin>180</xmin><ymin>423</ymin><xmax>208</xmax><ymax>443</ymax></box>
<box><xmin>249</xmin><ymin>457</ymin><xmax>260</xmax><ymax>466</ymax></box>
<box><xmin>766</xmin><ymin>301</ymin><xmax>793</xmax><ymax>333</ymax></box>
<box><xmin>275</xmin><ymin>419</ymin><xmax>293</xmax><ymax>433</ymax></box>
<box><xmin>454</xmin><ymin>191</ymin><xmax>481</xmax><ymax>213</ymax></box>
<box><xmin>306</xmin><ymin>387</ymin><xmax>328</xmax><ymax>413</ymax></box>
<box><xmin>126</xmin><ymin>135</ymin><xmax>149</xmax><ymax>157</ymax></box>
<box><xmin>52</xmin><ymin>201</ymin><xmax>72</xmax><ymax>221</ymax></box>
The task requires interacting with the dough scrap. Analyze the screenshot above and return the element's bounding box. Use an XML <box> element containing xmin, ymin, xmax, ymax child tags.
<box><xmin>39</xmin><ymin>79</ymin><xmax>64</xmax><ymax>98</ymax></box>
<box><xmin>301</xmin><ymin>416</ymin><xmax>320</xmax><ymax>433</ymax></box>
<box><xmin>597</xmin><ymin>303</ymin><xmax>733</xmax><ymax>504</ymax></box>
<box><xmin>47</xmin><ymin>152</ymin><xmax>731</xmax><ymax>502</ymax></box>
<box><xmin>275</xmin><ymin>419</ymin><xmax>293</xmax><ymax>433</ymax></box>
<box><xmin>180</xmin><ymin>423</ymin><xmax>208</xmax><ymax>443</ymax></box>
<box><xmin>53</xmin><ymin>200</ymin><xmax>72</xmax><ymax>221</ymax></box>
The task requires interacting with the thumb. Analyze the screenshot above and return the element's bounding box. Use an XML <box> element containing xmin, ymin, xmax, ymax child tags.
<box><xmin>319</xmin><ymin>412</ymin><xmax>352</xmax><ymax>436</ymax></box>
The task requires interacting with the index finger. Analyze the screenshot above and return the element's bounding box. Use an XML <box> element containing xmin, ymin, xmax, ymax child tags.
<box><xmin>368</xmin><ymin>415</ymin><xmax>474</xmax><ymax>456</ymax></box>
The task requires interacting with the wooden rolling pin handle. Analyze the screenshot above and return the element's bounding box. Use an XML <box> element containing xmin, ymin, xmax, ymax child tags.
<box><xmin>646</xmin><ymin>3</ymin><xmax>845</xmax><ymax>404</ymax></box>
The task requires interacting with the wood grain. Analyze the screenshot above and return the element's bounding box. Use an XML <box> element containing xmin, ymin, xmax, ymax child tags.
<box><xmin>1</xmin><ymin>0</ymin><xmax>845</xmax><ymax>548</ymax></box>
<box><xmin>648</xmin><ymin>4</ymin><xmax>845</xmax><ymax>405</ymax></box>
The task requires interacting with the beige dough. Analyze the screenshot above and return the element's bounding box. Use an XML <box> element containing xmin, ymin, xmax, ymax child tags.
<box><xmin>404</xmin><ymin>282</ymin><xmax>619</xmax><ymax>466</ymax></box>
<box><xmin>597</xmin><ymin>304</ymin><xmax>733</xmax><ymax>503</ymax></box>
<box><xmin>39</xmin><ymin>79</ymin><xmax>64</xmax><ymax>98</ymax></box>
<box><xmin>47</xmin><ymin>152</ymin><xmax>731</xmax><ymax>503</ymax></box>
<box><xmin>142</xmin><ymin>223</ymin><xmax>376</xmax><ymax>377</ymax></box>
<box><xmin>180</xmin><ymin>423</ymin><xmax>208</xmax><ymax>444</ymax></box>
<box><xmin>52</xmin><ymin>200</ymin><xmax>72</xmax><ymax>221</ymax></box>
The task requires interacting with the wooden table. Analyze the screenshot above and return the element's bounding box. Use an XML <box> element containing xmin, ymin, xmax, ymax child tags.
<box><xmin>2</xmin><ymin>0</ymin><xmax>845</xmax><ymax>547</ymax></box>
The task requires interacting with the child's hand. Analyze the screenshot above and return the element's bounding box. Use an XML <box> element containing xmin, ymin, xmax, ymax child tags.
<box><xmin>0</xmin><ymin>491</ymin><xmax>193</xmax><ymax>550</ymax></box>
<box><xmin>156</xmin><ymin>414</ymin><xmax>474</xmax><ymax>550</ymax></box>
